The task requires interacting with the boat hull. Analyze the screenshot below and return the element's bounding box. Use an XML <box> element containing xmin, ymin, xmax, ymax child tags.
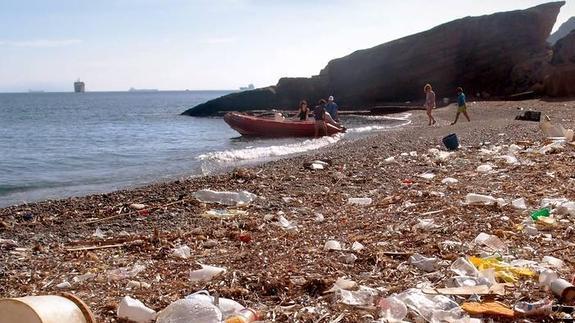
<box><xmin>224</xmin><ymin>112</ymin><xmax>343</xmax><ymax>137</ymax></box>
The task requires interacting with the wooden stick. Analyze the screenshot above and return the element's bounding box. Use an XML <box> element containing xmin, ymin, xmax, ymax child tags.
<box><xmin>66</xmin><ymin>243</ymin><xmax>126</xmax><ymax>251</ymax></box>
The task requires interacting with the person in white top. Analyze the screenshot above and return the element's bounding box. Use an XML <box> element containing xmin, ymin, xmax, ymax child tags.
<box><xmin>424</xmin><ymin>84</ymin><xmax>437</xmax><ymax>126</ymax></box>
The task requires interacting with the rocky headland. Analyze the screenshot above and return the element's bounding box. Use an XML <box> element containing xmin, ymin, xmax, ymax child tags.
<box><xmin>183</xmin><ymin>2</ymin><xmax>575</xmax><ymax>117</ymax></box>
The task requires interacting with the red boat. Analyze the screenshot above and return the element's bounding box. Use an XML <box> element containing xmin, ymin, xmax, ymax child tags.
<box><xmin>224</xmin><ymin>112</ymin><xmax>344</xmax><ymax>137</ymax></box>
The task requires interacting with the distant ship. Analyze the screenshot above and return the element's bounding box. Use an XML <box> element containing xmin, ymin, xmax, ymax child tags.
<box><xmin>74</xmin><ymin>79</ymin><xmax>85</xmax><ymax>93</ymax></box>
<box><xmin>239</xmin><ymin>84</ymin><xmax>255</xmax><ymax>91</ymax></box>
<box><xmin>129</xmin><ymin>87</ymin><xmax>159</xmax><ymax>92</ymax></box>
<box><xmin>27</xmin><ymin>89</ymin><xmax>45</xmax><ymax>93</ymax></box>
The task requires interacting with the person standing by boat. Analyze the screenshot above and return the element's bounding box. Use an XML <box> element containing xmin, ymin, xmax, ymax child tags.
<box><xmin>325</xmin><ymin>95</ymin><xmax>340</xmax><ymax>125</ymax></box>
<box><xmin>314</xmin><ymin>99</ymin><xmax>328</xmax><ymax>138</ymax></box>
<box><xmin>296</xmin><ymin>100</ymin><xmax>309</xmax><ymax>121</ymax></box>
<box><xmin>451</xmin><ymin>87</ymin><xmax>471</xmax><ymax>125</ymax></box>
<box><xmin>424</xmin><ymin>84</ymin><xmax>437</xmax><ymax>126</ymax></box>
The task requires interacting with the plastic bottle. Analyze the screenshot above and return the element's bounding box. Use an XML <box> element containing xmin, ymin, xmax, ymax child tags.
<box><xmin>531</xmin><ymin>208</ymin><xmax>550</xmax><ymax>221</ymax></box>
<box><xmin>193</xmin><ymin>189</ymin><xmax>257</xmax><ymax>206</ymax></box>
<box><xmin>225</xmin><ymin>308</ymin><xmax>259</xmax><ymax>323</ymax></box>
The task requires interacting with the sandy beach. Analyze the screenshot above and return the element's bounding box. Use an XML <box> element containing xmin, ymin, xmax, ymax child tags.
<box><xmin>2</xmin><ymin>99</ymin><xmax>575</xmax><ymax>322</ymax></box>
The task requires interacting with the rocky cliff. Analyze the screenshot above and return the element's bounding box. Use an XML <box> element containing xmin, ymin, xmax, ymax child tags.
<box><xmin>545</xmin><ymin>30</ymin><xmax>575</xmax><ymax>96</ymax></box>
<box><xmin>183</xmin><ymin>2</ymin><xmax>565</xmax><ymax>116</ymax></box>
<box><xmin>548</xmin><ymin>16</ymin><xmax>575</xmax><ymax>45</ymax></box>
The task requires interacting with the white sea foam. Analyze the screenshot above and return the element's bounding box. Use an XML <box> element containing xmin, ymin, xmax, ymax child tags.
<box><xmin>198</xmin><ymin>133</ymin><xmax>344</xmax><ymax>163</ymax></box>
<box><xmin>348</xmin><ymin>118</ymin><xmax>412</xmax><ymax>133</ymax></box>
<box><xmin>360</xmin><ymin>113</ymin><xmax>412</xmax><ymax>121</ymax></box>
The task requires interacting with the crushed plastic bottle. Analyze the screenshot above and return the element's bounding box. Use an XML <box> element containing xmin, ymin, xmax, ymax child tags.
<box><xmin>172</xmin><ymin>245</ymin><xmax>191</xmax><ymax>259</ymax></box>
<box><xmin>378</xmin><ymin>296</ymin><xmax>407</xmax><ymax>321</ymax></box>
<box><xmin>117</xmin><ymin>296</ymin><xmax>157</xmax><ymax>323</ymax></box>
<box><xmin>539</xmin><ymin>269</ymin><xmax>559</xmax><ymax>287</ymax></box>
<box><xmin>347</xmin><ymin>197</ymin><xmax>373</xmax><ymax>206</ymax></box>
<box><xmin>465</xmin><ymin>193</ymin><xmax>506</xmax><ymax>206</ymax></box>
<box><xmin>185</xmin><ymin>291</ymin><xmax>244</xmax><ymax>318</ymax></box>
<box><xmin>409</xmin><ymin>253</ymin><xmax>438</xmax><ymax>272</ymax></box>
<box><xmin>450</xmin><ymin>257</ymin><xmax>480</xmax><ymax>277</ymax></box>
<box><xmin>189</xmin><ymin>264</ymin><xmax>226</xmax><ymax>282</ymax></box>
<box><xmin>514</xmin><ymin>299</ymin><xmax>553</xmax><ymax>316</ymax></box>
<box><xmin>396</xmin><ymin>289</ymin><xmax>467</xmax><ymax>322</ymax></box>
<box><xmin>337</xmin><ymin>286</ymin><xmax>378</xmax><ymax>306</ymax></box>
<box><xmin>156</xmin><ymin>299</ymin><xmax>222</xmax><ymax>323</ymax></box>
<box><xmin>512</xmin><ymin>198</ymin><xmax>527</xmax><ymax>210</ymax></box>
<box><xmin>107</xmin><ymin>264</ymin><xmax>146</xmax><ymax>281</ymax></box>
<box><xmin>474</xmin><ymin>232</ymin><xmax>507</xmax><ymax>252</ymax></box>
<box><xmin>193</xmin><ymin>189</ymin><xmax>257</xmax><ymax>206</ymax></box>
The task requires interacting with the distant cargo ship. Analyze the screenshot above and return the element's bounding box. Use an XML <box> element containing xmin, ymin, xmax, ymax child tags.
<box><xmin>74</xmin><ymin>79</ymin><xmax>85</xmax><ymax>93</ymax></box>
<box><xmin>239</xmin><ymin>84</ymin><xmax>255</xmax><ymax>91</ymax></box>
<box><xmin>129</xmin><ymin>87</ymin><xmax>159</xmax><ymax>92</ymax></box>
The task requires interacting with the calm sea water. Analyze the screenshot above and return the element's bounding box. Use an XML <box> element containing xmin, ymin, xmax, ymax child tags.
<box><xmin>0</xmin><ymin>91</ymin><xmax>410</xmax><ymax>207</ymax></box>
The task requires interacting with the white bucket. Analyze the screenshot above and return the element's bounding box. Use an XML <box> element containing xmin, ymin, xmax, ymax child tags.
<box><xmin>0</xmin><ymin>293</ymin><xmax>96</xmax><ymax>323</ymax></box>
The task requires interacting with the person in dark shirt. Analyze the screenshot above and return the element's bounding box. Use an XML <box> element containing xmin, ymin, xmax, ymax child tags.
<box><xmin>451</xmin><ymin>87</ymin><xmax>471</xmax><ymax>125</ymax></box>
<box><xmin>325</xmin><ymin>95</ymin><xmax>339</xmax><ymax>123</ymax></box>
<box><xmin>313</xmin><ymin>99</ymin><xmax>328</xmax><ymax>138</ymax></box>
<box><xmin>296</xmin><ymin>100</ymin><xmax>309</xmax><ymax>121</ymax></box>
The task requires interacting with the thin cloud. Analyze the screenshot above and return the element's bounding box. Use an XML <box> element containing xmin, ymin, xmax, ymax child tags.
<box><xmin>202</xmin><ymin>37</ymin><xmax>236</xmax><ymax>45</ymax></box>
<box><xmin>0</xmin><ymin>39</ymin><xmax>83</xmax><ymax>48</ymax></box>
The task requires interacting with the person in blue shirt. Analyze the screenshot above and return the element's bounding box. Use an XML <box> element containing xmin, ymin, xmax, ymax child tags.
<box><xmin>325</xmin><ymin>95</ymin><xmax>339</xmax><ymax>124</ymax></box>
<box><xmin>451</xmin><ymin>87</ymin><xmax>471</xmax><ymax>125</ymax></box>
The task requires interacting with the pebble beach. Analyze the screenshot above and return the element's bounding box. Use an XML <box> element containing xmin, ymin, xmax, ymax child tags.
<box><xmin>2</xmin><ymin>99</ymin><xmax>575</xmax><ymax>322</ymax></box>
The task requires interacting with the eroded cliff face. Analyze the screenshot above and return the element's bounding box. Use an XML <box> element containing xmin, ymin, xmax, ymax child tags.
<box><xmin>545</xmin><ymin>31</ymin><xmax>575</xmax><ymax>96</ymax></box>
<box><xmin>183</xmin><ymin>2</ymin><xmax>565</xmax><ymax>116</ymax></box>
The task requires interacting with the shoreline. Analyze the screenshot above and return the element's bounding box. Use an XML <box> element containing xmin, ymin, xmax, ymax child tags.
<box><xmin>2</xmin><ymin>99</ymin><xmax>575</xmax><ymax>322</ymax></box>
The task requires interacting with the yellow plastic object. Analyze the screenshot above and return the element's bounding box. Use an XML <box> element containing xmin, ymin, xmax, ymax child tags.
<box><xmin>469</xmin><ymin>256</ymin><xmax>535</xmax><ymax>283</ymax></box>
<box><xmin>462</xmin><ymin>301</ymin><xmax>515</xmax><ymax>318</ymax></box>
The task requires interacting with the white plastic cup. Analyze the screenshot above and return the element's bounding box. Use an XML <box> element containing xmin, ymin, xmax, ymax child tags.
<box><xmin>0</xmin><ymin>294</ymin><xmax>95</xmax><ymax>323</ymax></box>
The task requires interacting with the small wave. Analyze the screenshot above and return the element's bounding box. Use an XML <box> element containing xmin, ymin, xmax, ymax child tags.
<box><xmin>347</xmin><ymin>119</ymin><xmax>412</xmax><ymax>133</ymax></box>
<box><xmin>198</xmin><ymin>133</ymin><xmax>343</xmax><ymax>163</ymax></box>
<box><xmin>359</xmin><ymin>113</ymin><xmax>412</xmax><ymax>121</ymax></box>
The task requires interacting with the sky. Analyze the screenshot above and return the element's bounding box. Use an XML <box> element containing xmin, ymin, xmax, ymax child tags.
<box><xmin>0</xmin><ymin>0</ymin><xmax>573</xmax><ymax>92</ymax></box>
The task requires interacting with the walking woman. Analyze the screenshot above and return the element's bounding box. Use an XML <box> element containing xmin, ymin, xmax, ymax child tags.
<box><xmin>424</xmin><ymin>84</ymin><xmax>437</xmax><ymax>126</ymax></box>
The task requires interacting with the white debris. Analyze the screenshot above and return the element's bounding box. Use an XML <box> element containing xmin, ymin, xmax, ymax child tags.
<box><xmin>117</xmin><ymin>296</ymin><xmax>157</xmax><ymax>323</ymax></box>
<box><xmin>419</xmin><ymin>173</ymin><xmax>435</xmax><ymax>180</ymax></box>
<box><xmin>172</xmin><ymin>245</ymin><xmax>191</xmax><ymax>259</ymax></box>
<box><xmin>351</xmin><ymin>241</ymin><xmax>365</xmax><ymax>252</ymax></box>
<box><xmin>324</xmin><ymin>240</ymin><xmax>343</xmax><ymax>251</ymax></box>
<box><xmin>347</xmin><ymin>198</ymin><xmax>373</xmax><ymax>206</ymax></box>
<box><xmin>476</xmin><ymin>164</ymin><xmax>493</xmax><ymax>173</ymax></box>
<box><xmin>441</xmin><ymin>177</ymin><xmax>459</xmax><ymax>185</ymax></box>
<box><xmin>512</xmin><ymin>198</ymin><xmax>528</xmax><ymax>210</ymax></box>
<box><xmin>189</xmin><ymin>264</ymin><xmax>226</xmax><ymax>282</ymax></box>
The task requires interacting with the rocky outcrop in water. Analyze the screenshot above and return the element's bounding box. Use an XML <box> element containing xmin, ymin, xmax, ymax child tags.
<box><xmin>183</xmin><ymin>2</ymin><xmax>565</xmax><ymax>116</ymax></box>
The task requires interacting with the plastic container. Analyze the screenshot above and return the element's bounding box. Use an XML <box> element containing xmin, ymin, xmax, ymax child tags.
<box><xmin>156</xmin><ymin>299</ymin><xmax>222</xmax><ymax>323</ymax></box>
<box><xmin>225</xmin><ymin>308</ymin><xmax>259</xmax><ymax>323</ymax></box>
<box><xmin>117</xmin><ymin>296</ymin><xmax>156</xmax><ymax>323</ymax></box>
<box><xmin>531</xmin><ymin>208</ymin><xmax>550</xmax><ymax>221</ymax></box>
<box><xmin>551</xmin><ymin>279</ymin><xmax>575</xmax><ymax>303</ymax></box>
<box><xmin>0</xmin><ymin>294</ymin><xmax>96</xmax><ymax>323</ymax></box>
<box><xmin>442</xmin><ymin>133</ymin><xmax>459</xmax><ymax>151</ymax></box>
<box><xmin>193</xmin><ymin>190</ymin><xmax>256</xmax><ymax>206</ymax></box>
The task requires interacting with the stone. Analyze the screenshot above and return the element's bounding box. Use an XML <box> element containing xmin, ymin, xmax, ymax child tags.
<box><xmin>183</xmin><ymin>2</ymin><xmax>565</xmax><ymax>116</ymax></box>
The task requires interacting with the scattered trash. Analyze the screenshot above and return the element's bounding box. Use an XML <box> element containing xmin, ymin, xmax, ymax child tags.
<box><xmin>72</xmin><ymin>272</ymin><xmax>96</xmax><ymax>284</ymax></box>
<box><xmin>129</xmin><ymin>203</ymin><xmax>147</xmax><ymax>210</ymax></box>
<box><xmin>193</xmin><ymin>189</ymin><xmax>257</xmax><ymax>206</ymax></box>
<box><xmin>203</xmin><ymin>209</ymin><xmax>248</xmax><ymax>219</ymax></box>
<box><xmin>117</xmin><ymin>296</ymin><xmax>157</xmax><ymax>323</ymax></box>
<box><xmin>305</xmin><ymin>160</ymin><xmax>330</xmax><ymax>170</ymax></box>
<box><xmin>189</xmin><ymin>264</ymin><xmax>226</xmax><ymax>282</ymax></box>
<box><xmin>419</xmin><ymin>173</ymin><xmax>435</xmax><ymax>180</ymax></box>
<box><xmin>461</xmin><ymin>301</ymin><xmax>515</xmax><ymax>318</ymax></box>
<box><xmin>413</xmin><ymin>218</ymin><xmax>440</xmax><ymax>231</ymax></box>
<box><xmin>337</xmin><ymin>286</ymin><xmax>378</xmax><ymax>306</ymax></box>
<box><xmin>377</xmin><ymin>296</ymin><xmax>407</xmax><ymax>322</ymax></box>
<box><xmin>515</xmin><ymin>110</ymin><xmax>541</xmax><ymax>122</ymax></box>
<box><xmin>409</xmin><ymin>253</ymin><xmax>438</xmax><ymax>272</ymax></box>
<box><xmin>56</xmin><ymin>281</ymin><xmax>72</xmax><ymax>289</ymax></box>
<box><xmin>512</xmin><ymin>198</ymin><xmax>527</xmax><ymax>210</ymax></box>
<box><xmin>383</xmin><ymin>156</ymin><xmax>396</xmax><ymax>164</ymax></box>
<box><xmin>542</xmin><ymin>256</ymin><xmax>565</xmax><ymax>269</ymax></box>
<box><xmin>127</xmin><ymin>280</ymin><xmax>151</xmax><ymax>289</ymax></box>
<box><xmin>224</xmin><ymin>308</ymin><xmax>259</xmax><ymax>323</ymax></box>
<box><xmin>0</xmin><ymin>294</ymin><xmax>96</xmax><ymax>323</ymax></box>
<box><xmin>327</xmin><ymin>277</ymin><xmax>358</xmax><ymax>293</ymax></box>
<box><xmin>351</xmin><ymin>241</ymin><xmax>365</xmax><ymax>252</ymax></box>
<box><xmin>441</xmin><ymin>177</ymin><xmax>459</xmax><ymax>185</ymax></box>
<box><xmin>107</xmin><ymin>264</ymin><xmax>146</xmax><ymax>281</ymax></box>
<box><xmin>314</xmin><ymin>213</ymin><xmax>325</xmax><ymax>223</ymax></box>
<box><xmin>465</xmin><ymin>193</ymin><xmax>506</xmax><ymax>207</ymax></box>
<box><xmin>156</xmin><ymin>298</ymin><xmax>222</xmax><ymax>323</ymax></box>
<box><xmin>324</xmin><ymin>240</ymin><xmax>342</xmax><ymax>251</ymax></box>
<box><xmin>274</xmin><ymin>215</ymin><xmax>297</xmax><ymax>230</ymax></box>
<box><xmin>550</xmin><ymin>279</ymin><xmax>575</xmax><ymax>303</ymax></box>
<box><xmin>474</xmin><ymin>232</ymin><xmax>507</xmax><ymax>252</ymax></box>
<box><xmin>469</xmin><ymin>256</ymin><xmax>535</xmax><ymax>283</ymax></box>
<box><xmin>93</xmin><ymin>228</ymin><xmax>105</xmax><ymax>239</ymax></box>
<box><xmin>347</xmin><ymin>197</ymin><xmax>373</xmax><ymax>206</ymax></box>
<box><xmin>185</xmin><ymin>291</ymin><xmax>244</xmax><ymax>318</ymax></box>
<box><xmin>442</xmin><ymin>133</ymin><xmax>460</xmax><ymax>151</ymax></box>
<box><xmin>531</xmin><ymin>208</ymin><xmax>550</xmax><ymax>221</ymax></box>
<box><xmin>476</xmin><ymin>164</ymin><xmax>493</xmax><ymax>173</ymax></box>
<box><xmin>514</xmin><ymin>299</ymin><xmax>553</xmax><ymax>316</ymax></box>
<box><xmin>396</xmin><ymin>289</ymin><xmax>466</xmax><ymax>322</ymax></box>
<box><xmin>172</xmin><ymin>245</ymin><xmax>191</xmax><ymax>259</ymax></box>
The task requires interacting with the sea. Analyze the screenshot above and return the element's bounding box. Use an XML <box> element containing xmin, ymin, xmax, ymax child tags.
<box><xmin>0</xmin><ymin>91</ymin><xmax>411</xmax><ymax>208</ymax></box>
